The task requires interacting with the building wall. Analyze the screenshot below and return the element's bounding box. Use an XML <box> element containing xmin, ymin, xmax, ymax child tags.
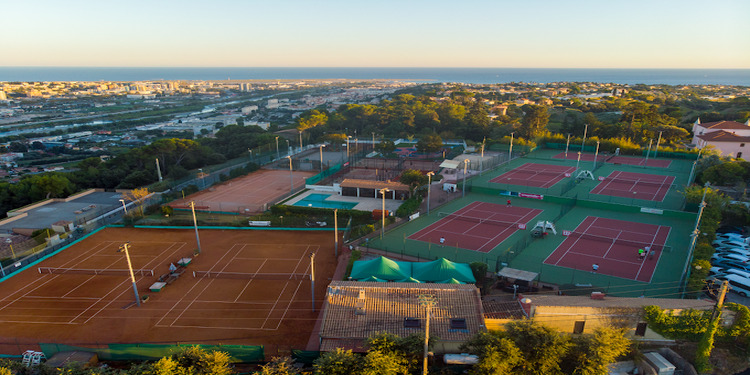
<box><xmin>695</xmin><ymin>140</ymin><xmax>749</xmax><ymax>158</ymax></box>
<box><xmin>529</xmin><ymin>305</ymin><xmax>670</xmax><ymax>341</ymax></box>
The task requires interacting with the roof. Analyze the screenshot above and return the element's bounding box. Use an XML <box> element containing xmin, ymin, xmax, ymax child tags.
<box><xmin>696</xmin><ymin>130</ymin><xmax>750</xmax><ymax>142</ymax></box>
<box><xmin>525</xmin><ymin>294</ymin><xmax>715</xmax><ymax>310</ymax></box>
<box><xmin>339</xmin><ymin>179</ymin><xmax>409</xmax><ymax>191</ymax></box>
<box><xmin>482</xmin><ymin>299</ymin><xmax>527</xmax><ymax>319</ymax></box>
<box><xmin>319</xmin><ymin>281</ymin><xmax>484</xmax><ymax>351</ymax></box>
<box><xmin>440</xmin><ymin>160</ymin><xmax>461</xmax><ymax>169</ymax></box>
<box><xmin>698</xmin><ymin>120</ymin><xmax>750</xmax><ymax>131</ymax></box>
<box><xmin>497</xmin><ymin>267</ymin><xmax>539</xmax><ymax>282</ymax></box>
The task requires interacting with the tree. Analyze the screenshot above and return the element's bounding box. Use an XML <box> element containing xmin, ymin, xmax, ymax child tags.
<box><xmin>399</xmin><ymin>169</ymin><xmax>428</xmax><ymax>194</ymax></box>
<box><xmin>416</xmin><ymin>133</ymin><xmax>442</xmax><ymax>153</ymax></box>
<box><xmin>561</xmin><ymin>327</ymin><xmax>631</xmax><ymax>375</ymax></box>
<box><xmin>461</xmin><ymin>331</ymin><xmax>522</xmax><ymax>375</ymax></box>
<box><xmin>123</xmin><ymin>187</ymin><xmax>151</xmax><ymax>216</ymax></box>
<box><xmin>262</xmin><ymin>356</ymin><xmax>302</xmax><ymax>375</ymax></box>
<box><xmin>505</xmin><ymin>320</ymin><xmax>570</xmax><ymax>375</ymax></box>
<box><xmin>520</xmin><ymin>104</ymin><xmax>550</xmax><ymax>139</ymax></box>
<box><xmin>701</xmin><ymin>161</ymin><xmax>749</xmax><ymax>186</ymax></box>
<box><xmin>361</xmin><ymin>350</ymin><xmax>410</xmax><ymax>375</ymax></box>
<box><xmin>296</xmin><ymin>109</ymin><xmax>328</xmax><ymax>132</ymax></box>
<box><xmin>313</xmin><ymin>348</ymin><xmax>363</xmax><ymax>375</ymax></box>
<box><xmin>376</xmin><ymin>139</ymin><xmax>396</xmax><ymax>155</ymax></box>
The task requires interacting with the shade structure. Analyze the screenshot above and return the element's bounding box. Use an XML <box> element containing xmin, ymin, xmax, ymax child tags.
<box><xmin>358</xmin><ymin>275</ymin><xmax>387</xmax><ymax>282</ymax></box>
<box><xmin>397</xmin><ymin>276</ymin><xmax>422</xmax><ymax>283</ymax></box>
<box><xmin>350</xmin><ymin>256</ymin><xmax>410</xmax><ymax>281</ymax></box>
<box><xmin>438</xmin><ymin>278</ymin><xmax>464</xmax><ymax>284</ymax></box>
<box><xmin>411</xmin><ymin>258</ymin><xmax>476</xmax><ymax>283</ymax></box>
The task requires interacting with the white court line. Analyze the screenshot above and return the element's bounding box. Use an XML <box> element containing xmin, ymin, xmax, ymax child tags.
<box><xmin>233</xmin><ymin>259</ymin><xmax>266</xmax><ymax>303</ymax></box>
<box><xmin>552</xmin><ymin>217</ymin><xmax>600</xmax><ymax>266</ymax></box>
<box><xmin>268</xmin><ymin>246</ymin><xmax>313</xmax><ymax>330</ymax></box>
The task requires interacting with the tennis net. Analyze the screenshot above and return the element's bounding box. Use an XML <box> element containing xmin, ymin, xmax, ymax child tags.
<box><xmin>600</xmin><ymin>177</ymin><xmax>675</xmax><ymax>189</ymax></box>
<box><xmin>511</xmin><ymin>168</ymin><xmax>570</xmax><ymax>177</ymax></box>
<box><xmin>38</xmin><ymin>267</ymin><xmax>154</xmax><ymax>276</ymax></box>
<box><xmin>565</xmin><ymin>231</ymin><xmax>671</xmax><ymax>252</ymax></box>
<box><xmin>438</xmin><ymin>212</ymin><xmax>521</xmax><ymax>229</ymax></box>
<box><xmin>193</xmin><ymin>271</ymin><xmax>309</xmax><ymax>280</ymax></box>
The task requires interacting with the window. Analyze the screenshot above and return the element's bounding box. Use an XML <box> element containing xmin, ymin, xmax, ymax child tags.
<box><xmin>635</xmin><ymin>322</ymin><xmax>648</xmax><ymax>336</ymax></box>
<box><xmin>404</xmin><ymin>318</ymin><xmax>421</xmax><ymax>328</ymax></box>
<box><xmin>450</xmin><ymin>318</ymin><xmax>467</xmax><ymax>330</ymax></box>
<box><xmin>573</xmin><ymin>321</ymin><xmax>585</xmax><ymax>334</ymax></box>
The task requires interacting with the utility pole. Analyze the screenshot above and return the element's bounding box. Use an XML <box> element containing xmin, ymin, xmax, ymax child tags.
<box><xmin>681</xmin><ymin>182</ymin><xmax>709</xmax><ymax>297</ymax></box>
<box><xmin>418</xmin><ymin>294</ymin><xmax>437</xmax><ymax>375</ymax></box>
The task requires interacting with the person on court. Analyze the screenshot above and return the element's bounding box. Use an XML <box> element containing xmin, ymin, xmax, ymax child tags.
<box><xmin>592</xmin><ymin>263</ymin><xmax>599</xmax><ymax>273</ymax></box>
<box><xmin>507</xmin><ymin>199</ymin><xmax>512</xmax><ymax>207</ymax></box>
<box><xmin>439</xmin><ymin>236</ymin><xmax>445</xmax><ymax>247</ymax></box>
<box><xmin>638</xmin><ymin>248</ymin><xmax>646</xmax><ymax>261</ymax></box>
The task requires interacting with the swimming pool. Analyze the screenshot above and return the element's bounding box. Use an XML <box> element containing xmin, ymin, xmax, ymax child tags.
<box><xmin>293</xmin><ymin>193</ymin><xmax>358</xmax><ymax>210</ymax></box>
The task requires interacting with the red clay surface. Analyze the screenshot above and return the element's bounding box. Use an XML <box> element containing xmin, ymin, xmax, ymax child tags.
<box><xmin>170</xmin><ymin>169</ymin><xmax>315</xmax><ymax>214</ymax></box>
<box><xmin>408</xmin><ymin>201</ymin><xmax>543</xmax><ymax>253</ymax></box>
<box><xmin>0</xmin><ymin>227</ymin><xmax>338</xmax><ymax>356</ymax></box>
<box><xmin>489</xmin><ymin>163</ymin><xmax>577</xmax><ymax>188</ymax></box>
<box><xmin>591</xmin><ymin>171</ymin><xmax>675</xmax><ymax>201</ymax></box>
<box><xmin>543</xmin><ymin>216</ymin><xmax>671</xmax><ymax>282</ymax></box>
<box><xmin>552</xmin><ymin>152</ymin><xmax>672</xmax><ymax>167</ymax></box>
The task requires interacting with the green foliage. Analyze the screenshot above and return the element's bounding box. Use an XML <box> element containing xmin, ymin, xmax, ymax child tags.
<box><xmin>160</xmin><ymin>205</ymin><xmax>174</xmax><ymax>216</ymax></box>
<box><xmin>642</xmin><ymin>305</ymin><xmax>711</xmax><ymax>340</ymax></box>
<box><xmin>262</xmin><ymin>356</ymin><xmax>302</xmax><ymax>375</ymax></box>
<box><xmin>416</xmin><ymin>133</ymin><xmax>443</xmax><ymax>153</ymax></box>
<box><xmin>0</xmin><ymin>367</ymin><xmax>10</xmax><ymax>375</ymax></box>
<box><xmin>469</xmin><ymin>262</ymin><xmax>488</xmax><ymax>285</ymax></box>
<box><xmin>695</xmin><ymin>313</ymin><xmax>721</xmax><ymax>373</ymax></box>
<box><xmin>461</xmin><ymin>331</ymin><xmax>522</xmax><ymax>374</ymax></box>
<box><xmin>313</xmin><ymin>348</ymin><xmax>363</xmax><ymax>375</ymax></box>
<box><xmin>561</xmin><ymin>327</ymin><xmax>631</xmax><ymax>375</ymax></box>
<box><xmin>360</xmin><ymin>350</ymin><xmax>409</xmax><ymax>375</ymax></box>
<box><xmin>701</xmin><ymin>160</ymin><xmax>750</xmax><ymax>186</ymax></box>
<box><xmin>395</xmin><ymin>196</ymin><xmax>421</xmax><ymax>218</ymax></box>
<box><xmin>398</xmin><ymin>169</ymin><xmax>428</xmax><ymax>192</ymax></box>
<box><xmin>505</xmin><ymin>320</ymin><xmax>571</xmax><ymax>375</ymax></box>
<box><xmin>520</xmin><ymin>104</ymin><xmax>550</xmax><ymax>139</ymax></box>
<box><xmin>343</xmin><ymin>249</ymin><xmax>362</xmax><ymax>280</ymax></box>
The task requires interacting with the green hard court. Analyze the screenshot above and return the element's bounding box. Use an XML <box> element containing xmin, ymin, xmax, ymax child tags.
<box><xmin>367</xmin><ymin>147</ymin><xmax>698</xmax><ymax>298</ymax></box>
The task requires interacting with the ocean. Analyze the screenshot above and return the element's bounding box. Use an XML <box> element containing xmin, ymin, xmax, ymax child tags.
<box><xmin>1</xmin><ymin>67</ymin><xmax>749</xmax><ymax>86</ymax></box>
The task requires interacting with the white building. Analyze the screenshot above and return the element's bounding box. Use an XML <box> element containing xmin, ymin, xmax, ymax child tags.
<box><xmin>692</xmin><ymin>119</ymin><xmax>750</xmax><ymax>159</ymax></box>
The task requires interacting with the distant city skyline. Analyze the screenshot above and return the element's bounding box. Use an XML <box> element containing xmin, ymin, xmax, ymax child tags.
<box><xmin>3</xmin><ymin>0</ymin><xmax>749</xmax><ymax>69</ymax></box>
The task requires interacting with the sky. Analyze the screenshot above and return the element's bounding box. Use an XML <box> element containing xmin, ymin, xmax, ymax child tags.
<box><xmin>2</xmin><ymin>0</ymin><xmax>750</xmax><ymax>69</ymax></box>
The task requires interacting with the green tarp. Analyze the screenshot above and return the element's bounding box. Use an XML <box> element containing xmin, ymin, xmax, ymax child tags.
<box><xmin>411</xmin><ymin>258</ymin><xmax>476</xmax><ymax>283</ymax></box>
<box><xmin>438</xmin><ymin>278</ymin><xmax>464</xmax><ymax>284</ymax></box>
<box><xmin>39</xmin><ymin>343</ymin><xmax>264</xmax><ymax>363</ymax></box>
<box><xmin>350</xmin><ymin>256</ymin><xmax>411</xmax><ymax>281</ymax></box>
<box><xmin>351</xmin><ymin>256</ymin><xmax>475</xmax><ymax>283</ymax></box>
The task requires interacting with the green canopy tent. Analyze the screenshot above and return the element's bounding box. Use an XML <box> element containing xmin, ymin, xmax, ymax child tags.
<box><xmin>411</xmin><ymin>258</ymin><xmax>476</xmax><ymax>283</ymax></box>
<box><xmin>397</xmin><ymin>276</ymin><xmax>422</xmax><ymax>283</ymax></box>
<box><xmin>350</xmin><ymin>256</ymin><xmax>410</xmax><ymax>281</ymax></box>
<box><xmin>358</xmin><ymin>275</ymin><xmax>387</xmax><ymax>282</ymax></box>
<box><xmin>438</xmin><ymin>278</ymin><xmax>464</xmax><ymax>284</ymax></box>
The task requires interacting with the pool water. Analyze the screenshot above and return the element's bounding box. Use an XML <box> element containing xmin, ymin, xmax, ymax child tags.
<box><xmin>293</xmin><ymin>193</ymin><xmax>358</xmax><ymax>210</ymax></box>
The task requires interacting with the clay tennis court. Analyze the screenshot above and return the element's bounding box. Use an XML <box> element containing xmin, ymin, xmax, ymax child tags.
<box><xmin>489</xmin><ymin>163</ymin><xmax>576</xmax><ymax>188</ymax></box>
<box><xmin>591</xmin><ymin>171</ymin><xmax>675</xmax><ymax>201</ymax></box>
<box><xmin>170</xmin><ymin>169</ymin><xmax>315</xmax><ymax>214</ymax></box>
<box><xmin>552</xmin><ymin>152</ymin><xmax>671</xmax><ymax>168</ymax></box>
<box><xmin>543</xmin><ymin>216</ymin><xmax>671</xmax><ymax>282</ymax></box>
<box><xmin>408</xmin><ymin>201</ymin><xmax>543</xmax><ymax>253</ymax></box>
<box><xmin>0</xmin><ymin>227</ymin><xmax>337</xmax><ymax>356</ymax></box>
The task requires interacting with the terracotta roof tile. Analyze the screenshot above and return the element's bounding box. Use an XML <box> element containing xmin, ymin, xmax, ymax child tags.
<box><xmin>696</xmin><ymin>130</ymin><xmax>750</xmax><ymax>142</ymax></box>
<box><xmin>340</xmin><ymin>179</ymin><xmax>409</xmax><ymax>190</ymax></box>
<box><xmin>700</xmin><ymin>121</ymin><xmax>750</xmax><ymax>130</ymax></box>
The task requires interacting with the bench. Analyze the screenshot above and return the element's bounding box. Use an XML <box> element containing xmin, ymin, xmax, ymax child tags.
<box><xmin>149</xmin><ymin>282</ymin><xmax>167</xmax><ymax>292</ymax></box>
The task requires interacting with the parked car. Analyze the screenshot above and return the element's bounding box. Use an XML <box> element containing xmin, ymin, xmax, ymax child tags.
<box><xmin>716</xmin><ymin>233</ymin><xmax>749</xmax><ymax>242</ymax></box>
<box><xmin>725</xmin><ymin>274</ymin><xmax>750</xmax><ymax>297</ymax></box>
<box><xmin>712</xmin><ymin>259</ymin><xmax>750</xmax><ymax>272</ymax></box>
<box><xmin>717</xmin><ymin>225</ymin><xmax>747</xmax><ymax>235</ymax></box>
<box><xmin>712</xmin><ymin>239</ymin><xmax>749</xmax><ymax>249</ymax></box>
<box><xmin>708</xmin><ymin>267</ymin><xmax>750</xmax><ymax>279</ymax></box>
<box><xmin>714</xmin><ymin>248</ymin><xmax>750</xmax><ymax>258</ymax></box>
<box><xmin>711</xmin><ymin>253</ymin><xmax>750</xmax><ymax>264</ymax></box>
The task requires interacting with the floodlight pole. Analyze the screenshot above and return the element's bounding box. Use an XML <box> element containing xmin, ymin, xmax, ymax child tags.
<box><xmin>275</xmin><ymin>136</ymin><xmax>280</xmax><ymax>160</ymax></box>
<box><xmin>480</xmin><ymin>142</ymin><xmax>485</xmax><ymax>175</ymax></box>
<box><xmin>372</xmin><ymin>132</ymin><xmax>376</xmax><ymax>151</ymax></box>
<box><xmin>592</xmin><ymin>141</ymin><xmax>600</xmax><ymax>170</ymax></box>
<box><xmin>655</xmin><ymin>131</ymin><xmax>663</xmax><ymax>158</ymax></box>
<box><xmin>418</xmin><ymin>294</ymin><xmax>437</xmax><ymax>375</ymax></box>
<box><xmin>575</xmin><ymin>151</ymin><xmax>582</xmax><ymax>171</ymax></box>
<box><xmin>286</xmin><ymin>155</ymin><xmax>293</xmax><ymax>194</ymax></box>
<box><xmin>299</xmin><ymin>131</ymin><xmax>303</xmax><ymax>152</ymax></box>
<box><xmin>319</xmin><ymin>144</ymin><xmax>326</xmax><ymax>171</ymax></box>
<box><xmin>687</xmin><ymin>147</ymin><xmax>704</xmax><ymax>187</ymax></box>
<box><xmin>380</xmin><ymin>188</ymin><xmax>390</xmax><ymax>239</ymax></box>
<box><xmin>119</xmin><ymin>243</ymin><xmax>141</xmax><ymax>307</ymax></box>
<box><xmin>334</xmin><ymin>209</ymin><xmax>339</xmax><ymax>257</ymax></box>
<box><xmin>190</xmin><ymin>201</ymin><xmax>202</xmax><ymax>254</ymax></box>
<box><xmin>508</xmin><ymin>132</ymin><xmax>514</xmax><ymax>162</ymax></box>
<box><xmin>645</xmin><ymin>139</ymin><xmax>653</xmax><ymax>165</ymax></box>
<box><xmin>119</xmin><ymin>199</ymin><xmax>128</xmax><ymax>215</ymax></box>
<box><xmin>462</xmin><ymin>159</ymin><xmax>470</xmax><ymax>199</ymax></box>
<box><xmin>198</xmin><ymin>168</ymin><xmax>205</xmax><ymax>190</ymax></box>
<box><xmin>565</xmin><ymin>133</ymin><xmax>571</xmax><ymax>158</ymax></box>
<box><xmin>426</xmin><ymin>172</ymin><xmax>435</xmax><ymax>215</ymax></box>
<box><xmin>681</xmin><ymin>182</ymin><xmax>710</xmax><ymax>298</ymax></box>
<box><xmin>310</xmin><ymin>252</ymin><xmax>316</xmax><ymax>312</ymax></box>
<box><xmin>581</xmin><ymin>124</ymin><xmax>588</xmax><ymax>151</ymax></box>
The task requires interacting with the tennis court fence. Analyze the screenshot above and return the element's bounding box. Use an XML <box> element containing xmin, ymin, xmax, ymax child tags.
<box><xmin>193</xmin><ymin>270</ymin><xmax>310</xmax><ymax>280</ymax></box>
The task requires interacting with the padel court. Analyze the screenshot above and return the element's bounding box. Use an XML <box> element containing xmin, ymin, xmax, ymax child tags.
<box><xmin>591</xmin><ymin>171</ymin><xmax>675</xmax><ymax>201</ymax></box>
<box><xmin>408</xmin><ymin>201</ymin><xmax>543</xmax><ymax>253</ymax></box>
<box><xmin>0</xmin><ymin>227</ymin><xmax>336</xmax><ymax>352</ymax></box>
<box><xmin>543</xmin><ymin>216</ymin><xmax>671</xmax><ymax>282</ymax></box>
<box><xmin>489</xmin><ymin>163</ymin><xmax>577</xmax><ymax>188</ymax></box>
